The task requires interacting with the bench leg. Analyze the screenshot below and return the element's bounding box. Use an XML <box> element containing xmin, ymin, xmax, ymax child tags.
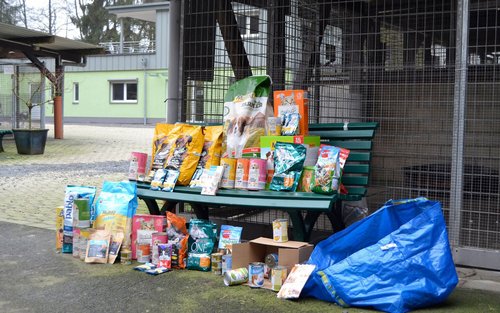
<box><xmin>142</xmin><ymin>198</ymin><xmax>161</xmax><ymax>215</ymax></box>
<box><xmin>288</xmin><ymin>211</ymin><xmax>320</xmax><ymax>242</ymax></box>
<box><xmin>192</xmin><ymin>204</ymin><xmax>209</xmax><ymax>220</ymax></box>
<box><xmin>326</xmin><ymin>201</ymin><xmax>345</xmax><ymax>233</ymax></box>
<box><xmin>160</xmin><ymin>201</ymin><xmax>178</xmax><ymax>215</ymax></box>
<box><xmin>0</xmin><ymin>134</ymin><xmax>4</xmax><ymax>152</ymax></box>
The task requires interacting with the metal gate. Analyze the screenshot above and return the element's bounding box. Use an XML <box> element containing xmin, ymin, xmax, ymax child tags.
<box><xmin>0</xmin><ymin>63</ymin><xmax>46</xmax><ymax>130</ymax></box>
<box><xmin>180</xmin><ymin>0</ymin><xmax>500</xmax><ymax>270</ymax></box>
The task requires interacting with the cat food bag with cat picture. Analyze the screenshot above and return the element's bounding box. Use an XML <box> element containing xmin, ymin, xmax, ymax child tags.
<box><xmin>146</xmin><ymin>124</ymin><xmax>183</xmax><ymax>182</ymax></box>
<box><xmin>190</xmin><ymin>126</ymin><xmax>223</xmax><ymax>188</ymax></box>
<box><xmin>274</xmin><ymin>90</ymin><xmax>309</xmax><ymax>135</ymax></box>
<box><xmin>164</xmin><ymin>124</ymin><xmax>204</xmax><ymax>186</ymax></box>
<box><xmin>222</xmin><ymin>75</ymin><xmax>272</xmax><ymax>158</ymax></box>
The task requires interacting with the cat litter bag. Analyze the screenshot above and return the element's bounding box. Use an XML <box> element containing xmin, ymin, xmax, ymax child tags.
<box><xmin>301</xmin><ymin>198</ymin><xmax>458</xmax><ymax>313</ymax></box>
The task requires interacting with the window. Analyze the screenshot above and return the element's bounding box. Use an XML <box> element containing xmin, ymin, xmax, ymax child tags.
<box><xmin>110</xmin><ymin>81</ymin><xmax>137</xmax><ymax>103</ymax></box>
<box><xmin>73</xmin><ymin>82</ymin><xmax>79</xmax><ymax>103</ymax></box>
<box><xmin>28</xmin><ymin>82</ymin><xmax>42</xmax><ymax>105</ymax></box>
<box><xmin>235</xmin><ymin>12</ymin><xmax>259</xmax><ymax>37</ymax></box>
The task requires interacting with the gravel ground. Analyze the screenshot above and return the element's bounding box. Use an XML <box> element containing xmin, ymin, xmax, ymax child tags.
<box><xmin>0</xmin><ymin>124</ymin><xmax>154</xmax><ymax>229</ymax></box>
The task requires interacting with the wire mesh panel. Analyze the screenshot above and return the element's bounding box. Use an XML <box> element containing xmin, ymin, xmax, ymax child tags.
<box><xmin>181</xmin><ymin>0</ymin><xmax>500</xmax><ymax>266</ymax></box>
<box><xmin>0</xmin><ymin>63</ymin><xmax>45</xmax><ymax>130</ymax></box>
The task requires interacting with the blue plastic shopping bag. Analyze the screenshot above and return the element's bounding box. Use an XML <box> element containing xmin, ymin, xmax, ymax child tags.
<box><xmin>302</xmin><ymin>198</ymin><xmax>458</xmax><ymax>313</ymax></box>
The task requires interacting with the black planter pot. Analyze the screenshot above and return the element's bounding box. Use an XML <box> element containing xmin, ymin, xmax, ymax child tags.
<box><xmin>13</xmin><ymin>129</ymin><xmax>49</xmax><ymax>155</ymax></box>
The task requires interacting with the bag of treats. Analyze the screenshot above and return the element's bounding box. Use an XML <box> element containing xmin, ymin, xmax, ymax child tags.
<box><xmin>164</xmin><ymin>124</ymin><xmax>204</xmax><ymax>186</ymax></box>
<box><xmin>281</xmin><ymin>112</ymin><xmax>301</xmax><ymax>136</ymax></box>
<box><xmin>85</xmin><ymin>229</ymin><xmax>111</xmax><ymax>264</ymax></box>
<box><xmin>108</xmin><ymin>231</ymin><xmax>124</xmax><ymax>264</ymax></box>
<box><xmin>312</xmin><ymin>145</ymin><xmax>341</xmax><ymax>195</ymax></box>
<box><xmin>269</xmin><ymin>142</ymin><xmax>306</xmax><ymax>192</ymax></box>
<box><xmin>222</xmin><ymin>75</ymin><xmax>271</xmax><ymax>158</ymax></box>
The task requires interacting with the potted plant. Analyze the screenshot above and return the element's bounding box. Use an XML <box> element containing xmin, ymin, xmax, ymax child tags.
<box><xmin>11</xmin><ymin>73</ymin><xmax>52</xmax><ymax>155</ymax></box>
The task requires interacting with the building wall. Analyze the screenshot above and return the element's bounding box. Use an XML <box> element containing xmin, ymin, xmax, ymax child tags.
<box><xmin>45</xmin><ymin>69</ymin><xmax>168</xmax><ymax>123</ymax></box>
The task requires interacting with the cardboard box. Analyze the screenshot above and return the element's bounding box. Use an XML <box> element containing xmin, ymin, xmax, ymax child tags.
<box><xmin>131</xmin><ymin>214</ymin><xmax>165</xmax><ymax>259</ymax></box>
<box><xmin>274</xmin><ymin>90</ymin><xmax>309</xmax><ymax>135</ymax></box>
<box><xmin>232</xmin><ymin>237</ymin><xmax>314</xmax><ymax>274</ymax></box>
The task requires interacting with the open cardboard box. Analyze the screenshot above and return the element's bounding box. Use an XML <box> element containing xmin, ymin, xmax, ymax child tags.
<box><xmin>232</xmin><ymin>237</ymin><xmax>314</xmax><ymax>290</ymax></box>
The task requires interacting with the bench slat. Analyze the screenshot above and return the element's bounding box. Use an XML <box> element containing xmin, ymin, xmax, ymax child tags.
<box><xmin>346</xmin><ymin>152</ymin><xmax>371</xmax><ymax>162</ymax></box>
<box><xmin>324</xmin><ymin>140</ymin><xmax>373</xmax><ymax>150</ymax></box>
<box><xmin>342</xmin><ymin>176</ymin><xmax>369</xmax><ymax>186</ymax></box>
<box><xmin>309</xmin><ymin>129</ymin><xmax>375</xmax><ymax>139</ymax></box>
<box><xmin>344</xmin><ymin>164</ymin><xmax>369</xmax><ymax>174</ymax></box>
<box><xmin>137</xmin><ymin>185</ymin><xmax>336</xmax><ymax>212</ymax></box>
<box><xmin>309</xmin><ymin>122</ymin><xmax>378</xmax><ymax>131</ymax></box>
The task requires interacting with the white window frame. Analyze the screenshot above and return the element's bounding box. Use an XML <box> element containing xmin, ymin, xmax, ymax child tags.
<box><xmin>73</xmin><ymin>82</ymin><xmax>79</xmax><ymax>104</ymax></box>
<box><xmin>109</xmin><ymin>80</ymin><xmax>138</xmax><ymax>104</ymax></box>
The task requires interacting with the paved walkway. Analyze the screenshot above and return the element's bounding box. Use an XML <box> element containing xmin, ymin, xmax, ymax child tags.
<box><xmin>0</xmin><ymin>124</ymin><xmax>153</xmax><ymax>229</ymax></box>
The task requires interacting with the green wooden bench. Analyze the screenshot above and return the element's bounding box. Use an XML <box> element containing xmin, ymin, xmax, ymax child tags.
<box><xmin>136</xmin><ymin>122</ymin><xmax>378</xmax><ymax>242</ymax></box>
<box><xmin>0</xmin><ymin>129</ymin><xmax>13</xmax><ymax>152</ymax></box>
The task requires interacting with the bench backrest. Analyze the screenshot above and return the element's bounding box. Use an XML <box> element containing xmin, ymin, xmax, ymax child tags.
<box><xmin>309</xmin><ymin>122</ymin><xmax>379</xmax><ymax>201</ymax></box>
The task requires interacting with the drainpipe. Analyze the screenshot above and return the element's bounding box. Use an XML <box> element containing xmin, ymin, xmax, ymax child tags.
<box><xmin>166</xmin><ymin>0</ymin><xmax>181</xmax><ymax>123</ymax></box>
<box><xmin>142</xmin><ymin>58</ymin><xmax>148</xmax><ymax>125</ymax></box>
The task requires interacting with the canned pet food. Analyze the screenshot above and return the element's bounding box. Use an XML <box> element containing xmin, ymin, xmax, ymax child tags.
<box><xmin>247</xmin><ymin>158</ymin><xmax>267</xmax><ymax>190</ymax></box>
<box><xmin>234</xmin><ymin>158</ymin><xmax>250</xmax><ymax>189</ymax></box>
<box><xmin>222</xmin><ymin>254</ymin><xmax>232</xmax><ymax>275</ymax></box>
<box><xmin>151</xmin><ymin>232</ymin><xmax>168</xmax><ymax>265</ymax></box>
<box><xmin>220</xmin><ymin>158</ymin><xmax>237</xmax><ymax>189</ymax></box>
<box><xmin>248</xmin><ymin>262</ymin><xmax>265</xmax><ymax>288</ymax></box>
<box><xmin>264</xmin><ymin>253</ymin><xmax>279</xmax><ymax>278</ymax></box>
<box><xmin>224</xmin><ymin>267</ymin><xmax>249</xmax><ymax>286</ymax></box>
<box><xmin>273</xmin><ymin>218</ymin><xmax>289</xmax><ymax>242</ymax></box>
<box><xmin>211</xmin><ymin>252</ymin><xmax>223</xmax><ymax>275</ymax></box>
<box><xmin>120</xmin><ymin>248</ymin><xmax>132</xmax><ymax>265</ymax></box>
<box><xmin>271</xmin><ymin>266</ymin><xmax>288</xmax><ymax>292</ymax></box>
<box><xmin>128</xmin><ymin>152</ymin><xmax>148</xmax><ymax>181</ymax></box>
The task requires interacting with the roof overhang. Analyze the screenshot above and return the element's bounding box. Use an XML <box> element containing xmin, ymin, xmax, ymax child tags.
<box><xmin>0</xmin><ymin>22</ymin><xmax>103</xmax><ymax>64</ymax></box>
<box><xmin>106</xmin><ymin>1</ymin><xmax>170</xmax><ymax>22</ymax></box>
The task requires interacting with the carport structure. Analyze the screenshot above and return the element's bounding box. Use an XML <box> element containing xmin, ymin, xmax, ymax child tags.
<box><xmin>0</xmin><ymin>22</ymin><xmax>102</xmax><ymax>138</ymax></box>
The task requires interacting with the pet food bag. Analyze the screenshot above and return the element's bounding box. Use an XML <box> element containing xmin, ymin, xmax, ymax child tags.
<box><xmin>94</xmin><ymin>181</ymin><xmax>138</xmax><ymax>248</ymax></box>
<box><xmin>108</xmin><ymin>231</ymin><xmax>125</xmax><ymax>264</ymax></box>
<box><xmin>166</xmin><ymin>212</ymin><xmax>188</xmax><ymax>269</ymax></box>
<box><xmin>147</xmin><ymin>124</ymin><xmax>183</xmax><ymax>182</ymax></box>
<box><xmin>187</xmin><ymin>219</ymin><xmax>217</xmax><ymax>271</ymax></box>
<box><xmin>302</xmin><ymin>198</ymin><xmax>458</xmax><ymax>313</ymax></box>
<box><xmin>190</xmin><ymin>126</ymin><xmax>223</xmax><ymax>187</ymax></box>
<box><xmin>222</xmin><ymin>75</ymin><xmax>271</xmax><ymax>158</ymax></box>
<box><xmin>269</xmin><ymin>142</ymin><xmax>306</xmax><ymax>192</ymax></box>
<box><xmin>312</xmin><ymin>145</ymin><xmax>341</xmax><ymax>195</ymax></box>
<box><xmin>164</xmin><ymin>124</ymin><xmax>204</xmax><ymax>186</ymax></box>
<box><xmin>62</xmin><ymin>185</ymin><xmax>97</xmax><ymax>254</ymax></box>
